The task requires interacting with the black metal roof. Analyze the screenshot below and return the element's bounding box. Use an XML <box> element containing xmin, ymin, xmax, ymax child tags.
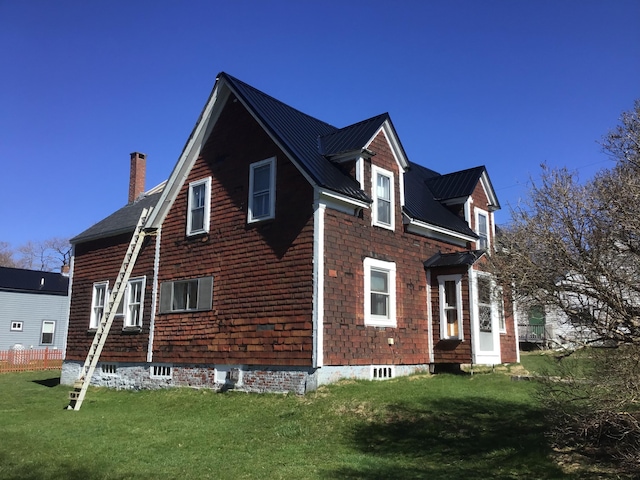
<box><xmin>70</xmin><ymin>190</ymin><xmax>162</xmax><ymax>244</ymax></box>
<box><xmin>425</xmin><ymin>166</ymin><xmax>487</xmax><ymax>201</ymax></box>
<box><xmin>318</xmin><ymin>113</ymin><xmax>389</xmax><ymax>156</ymax></box>
<box><xmin>404</xmin><ymin>162</ymin><xmax>478</xmax><ymax>238</ymax></box>
<box><xmin>0</xmin><ymin>266</ymin><xmax>69</xmax><ymax>295</ymax></box>
<box><xmin>423</xmin><ymin>250</ymin><xmax>485</xmax><ymax>269</ymax></box>
<box><xmin>221</xmin><ymin>73</ymin><xmax>371</xmax><ymax>203</ymax></box>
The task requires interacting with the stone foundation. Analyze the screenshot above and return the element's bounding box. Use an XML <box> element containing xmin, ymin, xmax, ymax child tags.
<box><xmin>61</xmin><ymin>361</ymin><xmax>430</xmax><ymax>394</ymax></box>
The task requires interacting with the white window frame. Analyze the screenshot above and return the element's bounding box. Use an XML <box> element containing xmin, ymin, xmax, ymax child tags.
<box><xmin>371</xmin><ymin>165</ymin><xmax>395</xmax><ymax>230</ymax></box>
<box><xmin>438</xmin><ymin>274</ymin><xmax>463</xmax><ymax>340</ymax></box>
<box><xmin>364</xmin><ymin>257</ymin><xmax>397</xmax><ymax>327</ymax></box>
<box><xmin>10</xmin><ymin>321</ymin><xmax>23</xmax><ymax>332</ymax></box>
<box><xmin>90</xmin><ymin>281</ymin><xmax>109</xmax><ymax>329</ymax></box>
<box><xmin>41</xmin><ymin>320</ymin><xmax>55</xmax><ymax>345</ymax></box>
<box><xmin>186</xmin><ymin>177</ymin><xmax>212</xmax><ymax>236</ymax></box>
<box><xmin>124</xmin><ymin>276</ymin><xmax>146</xmax><ymax>328</ymax></box>
<box><xmin>475</xmin><ymin>208</ymin><xmax>490</xmax><ymax>251</ymax></box>
<box><xmin>248</xmin><ymin>157</ymin><xmax>276</xmax><ymax>223</ymax></box>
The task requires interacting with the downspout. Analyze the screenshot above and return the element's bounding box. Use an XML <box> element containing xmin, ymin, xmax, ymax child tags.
<box><xmin>312</xmin><ymin>196</ymin><xmax>325</xmax><ymax>368</ymax></box>
<box><xmin>146</xmin><ymin>228</ymin><xmax>162</xmax><ymax>363</ymax></box>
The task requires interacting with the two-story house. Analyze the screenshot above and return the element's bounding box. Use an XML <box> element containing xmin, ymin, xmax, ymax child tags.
<box><xmin>62</xmin><ymin>73</ymin><xmax>518</xmax><ymax>394</ymax></box>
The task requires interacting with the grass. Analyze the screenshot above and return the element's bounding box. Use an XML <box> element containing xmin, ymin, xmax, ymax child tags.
<box><xmin>0</xmin><ymin>369</ymin><xmax>618</xmax><ymax>479</ymax></box>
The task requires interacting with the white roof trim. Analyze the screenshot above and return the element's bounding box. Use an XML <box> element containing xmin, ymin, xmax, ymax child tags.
<box><xmin>404</xmin><ymin>213</ymin><xmax>477</xmax><ymax>246</ymax></box>
<box><xmin>146</xmin><ymin>81</ymin><xmax>230</xmax><ymax>229</ymax></box>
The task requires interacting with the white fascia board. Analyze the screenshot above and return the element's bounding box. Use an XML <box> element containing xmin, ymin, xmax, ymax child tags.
<box><xmin>365</xmin><ymin>121</ymin><xmax>408</xmax><ymax>206</ymax></box>
<box><xmin>404</xmin><ymin>214</ymin><xmax>476</xmax><ymax>246</ymax></box>
<box><xmin>480</xmin><ymin>171</ymin><xmax>500</xmax><ymax>210</ymax></box>
<box><xmin>317</xmin><ymin>187</ymin><xmax>370</xmax><ymax>215</ymax></box>
<box><xmin>146</xmin><ymin>83</ymin><xmax>230</xmax><ymax>229</ymax></box>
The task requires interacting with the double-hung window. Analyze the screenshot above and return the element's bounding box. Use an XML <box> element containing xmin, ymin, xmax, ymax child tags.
<box><xmin>364</xmin><ymin>258</ymin><xmax>396</xmax><ymax>327</ymax></box>
<box><xmin>90</xmin><ymin>282</ymin><xmax>108</xmax><ymax>329</ymax></box>
<box><xmin>41</xmin><ymin>320</ymin><xmax>55</xmax><ymax>345</ymax></box>
<box><xmin>187</xmin><ymin>177</ymin><xmax>211</xmax><ymax>236</ymax></box>
<box><xmin>248</xmin><ymin>157</ymin><xmax>276</xmax><ymax>223</ymax></box>
<box><xmin>439</xmin><ymin>275</ymin><xmax>463</xmax><ymax>340</ymax></box>
<box><xmin>475</xmin><ymin>208</ymin><xmax>489</xmax><ymax>250</ymax></box>
<box><xmin>159</xmin><ymin>276</ymin><xmax>214</xmax><ymax>313</ymax></box>
<box><xmin>372</xmin><ymin>166</ymin><xmax>394</xmax><ymax>230</ymax></box>
<box><xmin>477</xmin><ymin>275</ymin><xmax>493</xmax><ymax>333</ymax></box>
<box><xmin>124</xmin><ymin>277</ymin><xmax>146</xmax><ymax>328</ymax></box>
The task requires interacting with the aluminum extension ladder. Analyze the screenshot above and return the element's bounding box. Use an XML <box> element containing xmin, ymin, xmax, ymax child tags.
<box><xmin>68</xmin><ymin>207</ymin><xmax>151</xmax><ymax>411</ymax></box>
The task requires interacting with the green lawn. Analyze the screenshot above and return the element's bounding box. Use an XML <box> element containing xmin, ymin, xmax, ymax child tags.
<box><xmin>0</xmin><ymin>369</ymin><xmax>598</xmax><ymax>479</ymax></box>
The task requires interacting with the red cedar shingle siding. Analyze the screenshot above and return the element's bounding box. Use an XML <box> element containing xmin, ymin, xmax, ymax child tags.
<box><xmin>323</xmin><ymin>130</ymin><xmax>473</xmax><ymax>366</ymax></box>
<box><xmin>66</xmin><ymin>232</ymin><xmax>155</xmax><ymax>362</ymax></box>
<box><xmin>152</xmin><ymin>94</ymin><xmax>315</xmax><ymax>366</ymax></box>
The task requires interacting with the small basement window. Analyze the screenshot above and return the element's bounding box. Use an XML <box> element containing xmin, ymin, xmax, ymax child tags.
<box><xmin>101</xmin><ymin>363</ymin><xmax>117</xmax><ymax>375</ymax></box>
<box><xmin>371</xmin><ymin>365</ymin><xmax>395</xmax><ymax>380</ymax></box>
<box><xmin>150</xmin><ymin>364</ymin><xmax>172</xmax><ymax>379</ymax></box>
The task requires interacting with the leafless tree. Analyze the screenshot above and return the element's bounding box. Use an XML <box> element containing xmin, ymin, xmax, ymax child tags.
<box><xmin>492</xmin><ymin>100</ymin><xmax>640</xmax><ymax>470</ymax></box>
<box><xmin>0</xmin><ymin>238</ymin><xmax>70</xmax><ymax>272</ymax></box>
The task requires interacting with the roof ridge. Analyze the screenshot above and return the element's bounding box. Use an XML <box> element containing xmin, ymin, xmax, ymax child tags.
<box><xmin>219</xmin><ymin>72</ymin><xmax>337</xmax><ymax>131</ymax></box>
<box><xmin>319</xmin><ymin>112</ymin><xmax>389</xmax><ymax>141</ymax></box>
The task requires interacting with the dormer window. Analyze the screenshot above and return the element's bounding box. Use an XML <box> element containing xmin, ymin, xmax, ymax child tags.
<box><xmin>372</xmin><ymin>165</ymin><xmax>394</xmax><ymax>230</ymax></box>
<box><xmin>475</xmin><ymin>208</ymin><xmax>489</xmax><ymax>250</ymax></box>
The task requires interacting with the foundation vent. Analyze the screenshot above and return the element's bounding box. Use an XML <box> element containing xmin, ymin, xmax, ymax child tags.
<box><xmin>371</xmin><ymin>365</ymin><xmax>395</xmax><ymax>380</ymax></box>
<box><xmin>150</xmin><ymin>364</ymin><xmax>172</xmax><ymax>379</ymax></box>
<box><xmin>101</xmin><ymin>363</ymin><xmax>117</xmax><ymax>375</ymax></box>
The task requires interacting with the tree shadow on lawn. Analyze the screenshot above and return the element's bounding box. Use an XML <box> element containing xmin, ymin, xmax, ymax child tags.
<box><xmin>326</xmin><ymin>396</ymin><xmax>595</xmax><ymax>480</ymax></box>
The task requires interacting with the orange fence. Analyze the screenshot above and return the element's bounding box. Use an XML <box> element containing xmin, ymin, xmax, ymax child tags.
<box><xmin>0</xmin><ymin>348</ymin><xmax>64</xmax><ymax>373</ymax></box>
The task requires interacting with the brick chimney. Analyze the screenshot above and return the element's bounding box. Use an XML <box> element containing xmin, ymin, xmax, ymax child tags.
<box><xmin>128</xmin><ymin>152</ymin><xmax>146</xmax><ymax>203</ymax></box>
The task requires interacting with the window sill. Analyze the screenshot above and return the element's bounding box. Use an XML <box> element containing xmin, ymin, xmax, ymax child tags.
<box><xmin>365</xmin><ymin>320</ymin><xmax>397</xmax><ymax>328</ymax></box>
<box><xmin>122</xmin><ymin>326</ymin><xmax>142</xmax><ymax>334</ymax></box>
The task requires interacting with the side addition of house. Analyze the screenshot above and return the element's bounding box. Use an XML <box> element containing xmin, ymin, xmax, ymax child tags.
<box><xmin>62</xmin><ymin>73</ymin><xmax>519</xmax><ymax>394</ymax></box>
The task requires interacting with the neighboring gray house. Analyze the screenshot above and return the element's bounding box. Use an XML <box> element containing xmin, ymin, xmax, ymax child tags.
<box><xmin>0</xmin><ymin>266</ymin><xmax>70</xmax><ymax>352</ymax></box>
<box><xmin>516</xmin><ymin>301</ymin><xmax>595</xmax><ymax>350</ymax></box>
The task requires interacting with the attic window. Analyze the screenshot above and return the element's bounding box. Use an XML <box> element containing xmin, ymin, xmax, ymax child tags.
<box><xmin>187</xmin><ymin>177</ymin><xmax>211</xmax><ymax>236</ymax></box>
<box><xmin>248</xmin><ymin>157</ymin><xmax>276</xmax><ymax>223</ymax></box>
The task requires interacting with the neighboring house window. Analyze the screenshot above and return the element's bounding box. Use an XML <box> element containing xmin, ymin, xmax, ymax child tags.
<box><xmin>159</xmin><ymin>276</ymin><xmax>214</xmax><ymax>313</ymax></box>
<box><xmin>124</xmin><ymin>277</ymin><xmax>146</xmax><ymax>328</ymax></box>
<box><xmin>475</xmin><ymin>208</ymin><xmax>489</xmax><ymax>250</ymax></box>
<box><xmin>41</xmin><ymin>320</ymin><xmax>55</xmax><ymax>345</ymax></box>
<box><xmin>364</xmin><ymin>257</ymin><xmax>396</xmax><ymax>327</ymax></box>
<box><xmin>372</xmin><ymin>166</ymin><xmax>394</xmax><ymax>230</ymax></box>
<box><xmin>187</xmin><ymin>177</ymin><xmax>212</xmax><ymax>236</ymax></box>
<box><xmin>497</xmin><ymin>286</ymin><xmax>506</xmax><ymax>333</ymax></box>
<box><xmin>90</xmin><ymin>282</ymin><xmax>108</xmax><ymax>329</ymax></box>
<box><xmin>439</xmin><ymin>274</ymin><xmax>463</xmax><ymax>340</ymax></box>
<box><xmin>248</xmin><ymin>157</ymin><xmax>276</xmax><ymax>223</ymax></box>
<box><xmin>11</xmin><ymin>321</ymin><xmax>23</xmax><ymax>331</ymax></box>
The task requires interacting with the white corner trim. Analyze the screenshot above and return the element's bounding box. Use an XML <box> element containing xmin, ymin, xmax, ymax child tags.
<box><xmin>312</xmin><ymin>199</ymin><xmax>326</xmax><ymax>368</ymax></box>
<box><xmin>147</xmin><ymin>228</ymin><xmax>161</xmax><ymax>363</ymax></box>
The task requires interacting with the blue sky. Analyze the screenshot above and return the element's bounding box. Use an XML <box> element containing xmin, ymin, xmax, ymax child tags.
<box><xmin>1</xmin><ymin>0</ymin><xmax>638</xmax><ymax>249</ymax></box>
